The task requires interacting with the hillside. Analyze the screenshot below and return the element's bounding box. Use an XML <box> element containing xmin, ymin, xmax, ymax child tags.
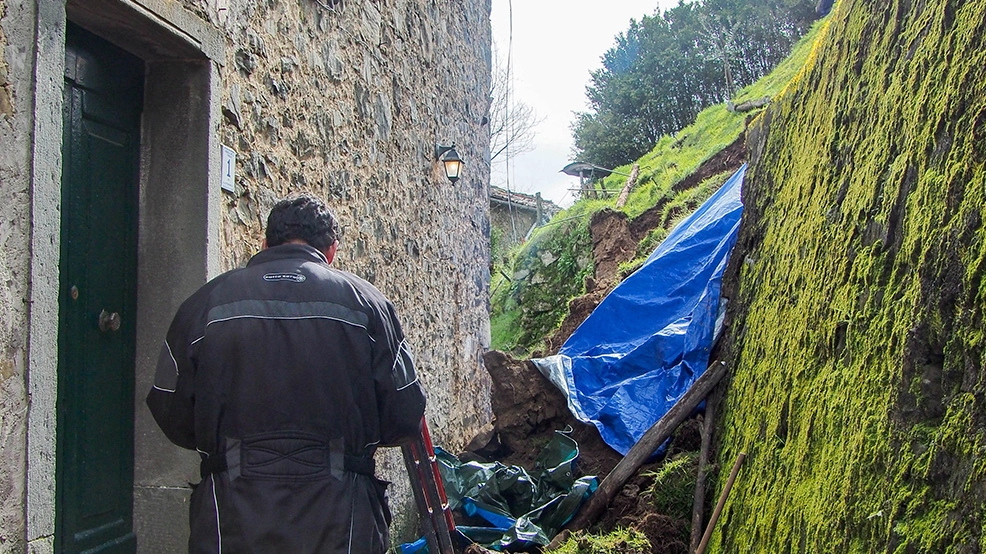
<box><xmin>478</xmin><ymin>16</ymin><xmax>828</xmax><ymax>554</ymax></box>
<box><xmin>485</xmin><ymin>0</ymin><xmax>986</xmax><ymax>552</ymax></box>
<box><xmin>490</xmin><ymin>20</ymin><xmax>825</xmax><ymax>356</ymax></box>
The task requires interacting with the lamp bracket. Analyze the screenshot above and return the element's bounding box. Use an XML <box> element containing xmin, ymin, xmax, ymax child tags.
<box><xmin>435</xmin><ymin>143</ymin><xmax>456</xmax><ymax>160</ymax></box>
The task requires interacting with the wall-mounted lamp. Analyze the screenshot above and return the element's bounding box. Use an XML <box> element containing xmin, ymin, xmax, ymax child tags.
<box><xmin>435</xmin><ymin>143</ymin><xmax>464</xmax><ymax>184</ymax></box>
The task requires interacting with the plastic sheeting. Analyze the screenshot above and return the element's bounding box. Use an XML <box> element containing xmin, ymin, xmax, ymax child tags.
<box><xmin>532</xmin><ymin>165</ymin><xmax>746</xmax><ymax>456</ymax></box>
<box><xmin>400</xmin><ymin>431</ymin><xmax>597</xmax><ymax>552</ymax></box>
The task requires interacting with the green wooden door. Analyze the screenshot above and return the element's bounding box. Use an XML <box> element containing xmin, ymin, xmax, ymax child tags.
<box><xmin>57</xmin><ymin>23</ymin><xmax>142</xmax><ymax>554</ymax></box>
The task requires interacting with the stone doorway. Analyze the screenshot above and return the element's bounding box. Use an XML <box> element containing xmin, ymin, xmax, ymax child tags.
<box><xmin>27</xmin><ymin>1</ymin><xmax>222</xmax><ymax>551</ymax></box>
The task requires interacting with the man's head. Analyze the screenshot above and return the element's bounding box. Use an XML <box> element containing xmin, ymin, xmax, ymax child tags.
<box><xmin>265</xmin><ymin>195</ymin><xmax>341</xmax><ymax>261</ymax></box>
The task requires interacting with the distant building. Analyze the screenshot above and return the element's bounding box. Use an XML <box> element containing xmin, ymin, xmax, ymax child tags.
<box><xmin>490</xmin><ymin>186</ymin><xmax>561</xmax><ymax>247</ymax></box>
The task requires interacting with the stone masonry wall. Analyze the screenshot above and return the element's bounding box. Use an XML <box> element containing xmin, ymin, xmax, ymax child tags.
<box><xmin>188</xmin><ymin>0</ymin><xmax>494</xmax><ymax>539</ymax></box>
<box><xmin>201</xmin><ymin>0</ymin><xmax>493</xmax><ymax>433</ymax></box>
<box><xmin>0</xmin><ymin>0</ymin><xmax>34</xmax><ymax>550</ymax></box>
<box><xmin>0</xmin><ymin>0</ymin><xmax>492</xmax><ymax>548</ymax></box>
<box><xmin>491</xmin><ymin>203</ymin><xmax>537</xmax><ymax>247</ymax></box>
<box><xmin>714</xmin><ymin>1</ymin><xmax>986</xmax><ymax>550</ymax></box>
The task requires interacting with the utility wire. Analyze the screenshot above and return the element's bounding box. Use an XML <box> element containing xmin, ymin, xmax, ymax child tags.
<box><xmin>504</xmin><ymin>0</ymin><xmax>518</xmax><ymax>243</ymax></box>
<box><xmin>312</xmin><ymin>0</ymin><xmax>342</xmax><ymax>12</ymax></box>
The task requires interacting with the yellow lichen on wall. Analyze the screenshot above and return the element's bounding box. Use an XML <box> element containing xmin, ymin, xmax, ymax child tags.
<box><xmin>715</xmin><ymin>0</ymin><xmax>986</xmax><ymax>551</ymax></box>
<box><xmin>0</xmin><ymin>1</ymin><xmax>12</xmax><ymax>118</ymax></box>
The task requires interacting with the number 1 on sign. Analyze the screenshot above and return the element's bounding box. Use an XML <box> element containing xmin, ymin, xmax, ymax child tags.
<box><xmin>221</xmin><ymin>145</ymin><xmax>236</xmax><ymax>192</ymax></box>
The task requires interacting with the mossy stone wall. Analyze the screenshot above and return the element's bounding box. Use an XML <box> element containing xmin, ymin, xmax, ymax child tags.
<box><xmin>715</xmin><ymin>0</ymin><xmax>986</xmax><ymax>551</ymax></box>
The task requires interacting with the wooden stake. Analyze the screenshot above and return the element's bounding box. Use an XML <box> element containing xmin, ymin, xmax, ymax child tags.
<box><xmin>695</xmin><ymin>451</ymin><xmax>746</xmax><ymax>554</ymax></box>
<box><xmin>688</xmin><ymin>398</ymin><xmax>716</xmax><ymax>552</ymax></box>
<box><xmin>615</xmin><ymin>164</ymin><xmax>640</xmax><ymax>209</ymax></box>
<box><xmin>546</xmin><ymin>362</ymin><xmax>727</xmax><ymax>550</ymax></box>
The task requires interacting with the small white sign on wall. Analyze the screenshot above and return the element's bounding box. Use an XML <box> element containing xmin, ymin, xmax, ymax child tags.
<box><xmin>221</xmin><ymin>145</ymin><xmax>236</xmax><ymax>193</ymax></box>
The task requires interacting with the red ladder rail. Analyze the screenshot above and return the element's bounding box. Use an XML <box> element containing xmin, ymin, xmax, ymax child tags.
<box><xmin>402</xmin><ymin>417</ymin><xmax>456</xmax><ymax>554</ymax></box>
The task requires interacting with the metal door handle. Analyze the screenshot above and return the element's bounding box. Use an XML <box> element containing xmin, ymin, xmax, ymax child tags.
<box><xmin>98</xmin><ymin>309</ymin><xmax>121</xmax><ymax>332</ymax></box>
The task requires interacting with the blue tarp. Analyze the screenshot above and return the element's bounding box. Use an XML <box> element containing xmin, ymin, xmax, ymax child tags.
<box><xmin>532</xmin><ymin>165</ymin><xmax>746</xmax><ymax>456</ymax></box>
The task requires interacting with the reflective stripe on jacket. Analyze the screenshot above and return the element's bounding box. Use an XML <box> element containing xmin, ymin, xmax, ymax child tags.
<box><xmin>147</xmin><ymin>243</ymin><xmax>427</xmax><ymax>554</ymax></box>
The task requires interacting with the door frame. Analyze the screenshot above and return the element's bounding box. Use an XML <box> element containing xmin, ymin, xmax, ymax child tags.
<box><xmin>27</xmin><ymin>0</ymin><xmax>224</xmax><ymax>550</ymax></box>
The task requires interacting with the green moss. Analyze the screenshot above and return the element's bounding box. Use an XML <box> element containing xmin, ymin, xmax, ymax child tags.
<box><xmin>489</xmin><ymin>305</ymin><xmax>523</xmax><ymax>353</ymax></box>
<box><xmin>489</xmin><ymin>205</ymin><xmax>594</xmax><ymax>354</ymax></box>
<box><xmin>712</xmin><ymin>0</ymin><xmax>986</xmax><ymax>551</ymax></box>
<box><xmin>489</xmin><ymin>224</ymin><xmax>506</xmax><ymax>271</ymax></box>
<box><xmin>551</xmin><ymin>528</ymin><xmax>651</xmax><ymax>554</ymax></box>
<box><xmin>644</xmin><ymin>452</ymin><xmax>699</xmax><ymax>523</ymax></box>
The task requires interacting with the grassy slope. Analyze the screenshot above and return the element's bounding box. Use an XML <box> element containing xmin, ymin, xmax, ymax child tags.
<box><xmin>602</xmin><ymin>22</ymin><xmax>825</xmax><ymax>220</ymax></box>
<box><xmin>714</xmin><ymin>0</ymin><xmax>986</xmax><ymax>551</ymax></box>
<box><xmin>489</xmin><ymin>22</ymin><xmax>826</xmax><ymax>354</ymax></box>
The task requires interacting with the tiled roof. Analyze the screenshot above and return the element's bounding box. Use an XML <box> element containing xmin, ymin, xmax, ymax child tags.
<box><xmin>489</xmin><ymin>186</ymin><xmax>561</xmax><ymax>214</ymax></box>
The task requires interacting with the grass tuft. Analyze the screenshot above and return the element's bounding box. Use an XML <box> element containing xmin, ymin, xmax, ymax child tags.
<box><xmin>551</xmin><ymin>528</ymin><xmax>651</xmax><ymax>554</ymax></box>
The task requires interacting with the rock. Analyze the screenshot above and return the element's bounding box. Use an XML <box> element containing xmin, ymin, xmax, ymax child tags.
<box><xmin>234</xmin><ymin>48</ymin><xmax>258</xmax><ymax>74</ymax></box>
<box><xmin>223</xmin><ymin>83</ymin><xmax>243</xmax><ymax>129</ymax></box>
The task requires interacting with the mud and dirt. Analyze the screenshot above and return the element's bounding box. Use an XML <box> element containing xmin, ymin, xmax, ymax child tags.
<box><xmin>474</xmin><ymin>351</ymin><xmax>704</xmax><ymax>553</ymax></box>
<box><xmin>468</xmin><ymin>137</ymin><xmax>748</xmax><ymax>552</ymax></box>
<box><xmin>629</xmin><ymin>134</ymin><xmax>746</xmax><ymax>239</ymax></box>
<box><xmin>478</xmin><ymin>350</ymin><xmax>620</xmax><ymax>475</ymax></box>
<box><xmin>589</xmin><ymin>209</ymin><xmax>637</xmax><ymax>288</ymax></box>
<box><xmin>539</xmin><ymin>289</ymin><xmax>608</xmax><ymax>357</ymax></box>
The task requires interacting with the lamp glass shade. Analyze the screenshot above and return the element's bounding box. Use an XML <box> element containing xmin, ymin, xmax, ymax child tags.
<box><xmin>442</xmin><ymin>147</ymin><xmax>464</xmax><ymax>182</ymax></box>
<box><xmin>444</xmin><ymin>159</ymin><xmax>463</xmax><ymax>181</ymax></box>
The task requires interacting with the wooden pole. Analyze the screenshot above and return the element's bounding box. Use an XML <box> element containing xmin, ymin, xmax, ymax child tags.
<box><xmin>695</xmin><ymin>451</ymin><xmax>746</xmax><ymax>554</ymax></box>
<box><xmin>547</xmin><ymin>361</ymin><xmax>727</xmax><ymax>549</ymax></box>
<box><xmin>688</xmin><ymin>398</ymin><xmax>716</xmax><ymax>552</ymax></box>
<box><xmin>727</xmin><ymin>96</ymin><xmax>770</xmax><ymax>113</ymax></box>
<box><xmin>616</xmin><ymin>164</ymin><xmax>640</xmax><ymax>209</ymax></box>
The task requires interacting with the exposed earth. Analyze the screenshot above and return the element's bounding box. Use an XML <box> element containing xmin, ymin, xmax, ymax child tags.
<box><xmin>462</xmin><ymin>140</ymin><xmax>748</xmax><ymax>552</ymax></box>
<box><xmin>471</xmin><ymin>351</ymin><xmax>704</xmax><ymax>553</ymax></box>
<box><xmin>540</xmin><ymin>134</ymin><xmax>746</xmax><ymax>357</ymax></box>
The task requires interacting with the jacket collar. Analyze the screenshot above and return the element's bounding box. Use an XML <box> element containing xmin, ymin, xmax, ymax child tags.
<box><xmin>247</xmin><ymin>243</ymin><xmax>328</xmax><ymax>266</ymax></box>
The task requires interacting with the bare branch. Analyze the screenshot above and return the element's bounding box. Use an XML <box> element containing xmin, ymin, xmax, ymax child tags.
<box><xmin>489</xmin><ymin>46</ymin><xmax>543</xmax><ymax>169</ymax></box>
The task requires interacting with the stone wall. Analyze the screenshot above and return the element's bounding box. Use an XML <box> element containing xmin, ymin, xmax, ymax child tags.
<box><xmin>201</xmin><ymin>0</ymin><xmax>494</xmax><ymax>537</ymax></box>
<box><xmin>714</xmin><ymin>0</ymin><xmax>986</xmax><ymax>550</ymax></box>
<box><xmin>0</xmin><ymin>1</ymin><xmax>12</xmax><ymax>117</ymax></box>
<box><xmin>0</xmin><ymin>0</ymin><xmax>34</xmax><ymax>549</ymax></box>
<box><xmin>491</xmin><ymin>203</ymin><xmax>537</xmax><ymax>246</ymax></box>
<box><xmin>205</xmin><ymin>0</ymin><xmax>492</xmax><ymax>441</ymax></box>
<box><xmin>205</xmin><ymin>0</ymin><xmax>491</xmax><ymax>534</ymax></box>
<box><xmin>0</xmin><ymin>0</ymin><xmax>493</xmax><ymax>549</ymax></box>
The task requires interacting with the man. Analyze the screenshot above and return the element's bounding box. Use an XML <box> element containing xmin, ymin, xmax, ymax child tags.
<box><xmin>148</xmin><ymin>195</ymin><xmax>426</xmax><ymax>553</ymax></box>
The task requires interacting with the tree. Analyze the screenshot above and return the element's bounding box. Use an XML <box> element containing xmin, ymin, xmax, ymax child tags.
<box><xmin>571</xmin><ymin>0</ymin><xmax>818</xmax><ymax>169</ymax></box>
<box><xmin>489</xmin><ymin>46</ymin><xmax>542</xmax><ymax>186</ymax></box>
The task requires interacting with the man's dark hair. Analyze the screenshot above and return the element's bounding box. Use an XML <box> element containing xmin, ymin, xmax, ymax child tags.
<box><xmin>265</xmin><ymin>195</ymin><xmax>340</xmax><ymax>251</ymax></box>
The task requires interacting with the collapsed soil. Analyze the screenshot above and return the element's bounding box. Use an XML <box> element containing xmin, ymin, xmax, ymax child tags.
<box><xmin>470</xmin><ymin>351</ymin><xmax>704</xmax><ymax>553</ymax></box>
<box><xmin>465</xmin><ymin>140</ymin><xmax>748</xmax><ymax>552</ymax></box>
<box><xmin>539</xmin><ymin>134</ymin><xmax>747</xmax><ymax>358</ymax></box>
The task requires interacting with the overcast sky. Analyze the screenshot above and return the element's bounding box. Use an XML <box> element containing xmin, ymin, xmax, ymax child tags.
<box><xmin>489</xmin><ymin>0</ymin><xmax>679</xmax><ymax>207</ymax></box>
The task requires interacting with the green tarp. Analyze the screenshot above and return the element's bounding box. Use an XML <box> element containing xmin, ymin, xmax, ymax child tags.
<box><xmin>434</xmin><ymin>431</ymin><xmax>597</xmax><ymax>550</ymax></box>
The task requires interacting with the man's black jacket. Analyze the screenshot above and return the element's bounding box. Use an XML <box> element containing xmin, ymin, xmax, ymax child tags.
<box><xmin>147</xmin><ymin>243</ymin><xmax>426</xmax><ymax>554</ymax></box>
